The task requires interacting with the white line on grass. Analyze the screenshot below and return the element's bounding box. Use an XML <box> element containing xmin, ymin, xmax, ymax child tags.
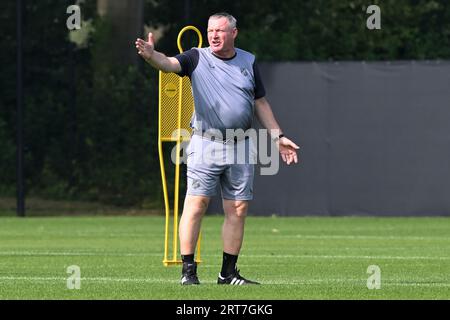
<box><xmin>0</xmin><ymin>276</ymin><xmax>449</xmax><ymax>287</ymax></box>
<box><xmin>0</xmin><ymin>251</ymin><xmax>160</xmax><ymax>257</ymax></box>
<box><xmin>242</xmin><ymin>254</ymin><xmax>450</xmax><ymax>261</ymax></box>
<box><xmin>0</xmin><ymin>276</ymin><xmax>178</xmax><ymax>284</ymax></box>
<box><xmin>278</xmin><ymin>234</ymin><xmax>450</xmax><ymax>241</ymax></box>
<box><xmin>1</xmin><ymin>251</ymin><xmax>449</xmax><ymax>261</ymax></box>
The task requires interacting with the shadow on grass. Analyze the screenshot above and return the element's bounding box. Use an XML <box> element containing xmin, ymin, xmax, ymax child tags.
<box><xmin>0</xmin><ymin>197</ymin><xmax>164</xmax><ymax>217</ymax></box>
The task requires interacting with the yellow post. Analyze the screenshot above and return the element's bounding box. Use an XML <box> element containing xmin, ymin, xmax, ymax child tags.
<box><xmin>160</xmin><ymin>26</ymin><xmax>203</xmax><ymax>266</ymax></box>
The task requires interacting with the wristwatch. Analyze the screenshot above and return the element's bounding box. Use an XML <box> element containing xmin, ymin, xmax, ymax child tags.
<box><xmin>273</xmin><ymin>133</ymin><xmax>285</xmax><ymax>142</ymax></box>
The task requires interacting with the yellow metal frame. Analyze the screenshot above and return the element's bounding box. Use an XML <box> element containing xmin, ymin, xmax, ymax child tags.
<box><xmin>160</xmin><ymin>26</ymin><xmax>203</xmax><ymax>266</ymax></box>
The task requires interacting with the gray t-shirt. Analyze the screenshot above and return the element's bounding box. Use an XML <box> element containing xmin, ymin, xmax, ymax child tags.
<box><xmin>175</xmin><ymin>47</ymin><xmax>265</xmax><ymax>134</ymax></box>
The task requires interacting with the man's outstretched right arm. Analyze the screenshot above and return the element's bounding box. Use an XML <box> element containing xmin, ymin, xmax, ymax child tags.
<box><xmin>135</xmin><ymin>32</ymin><xmax>181</xmax><ymax>74</ymax></box>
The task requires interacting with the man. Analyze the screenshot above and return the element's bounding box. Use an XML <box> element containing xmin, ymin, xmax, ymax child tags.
<box><xmin>136</xmin><ymin>12</ymin><xmax>299</xmax><ymax>285</ymax></box>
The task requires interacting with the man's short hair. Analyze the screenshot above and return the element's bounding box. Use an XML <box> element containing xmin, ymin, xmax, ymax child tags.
<box><xmin>209</xmin><ymin>12</ymin><xmax>237</xmax><ymax>29</ymax></box>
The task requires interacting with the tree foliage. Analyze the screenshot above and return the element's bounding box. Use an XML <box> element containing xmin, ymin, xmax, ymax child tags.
<box><xmin>1</xmin><ymin>0</ymin><xmax>449</xmax><ymax>207</ymax></box>
<box><xmin>148</xmin><ymin>0</ymin><xmax>450</xmax><ymax>61</ymax></box>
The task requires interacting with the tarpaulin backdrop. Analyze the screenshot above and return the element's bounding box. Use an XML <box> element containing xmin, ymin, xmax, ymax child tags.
<box><xmin>208</xmin><ymin>61</ymin><xmax>450</xmax><ymax>216</ymax></box>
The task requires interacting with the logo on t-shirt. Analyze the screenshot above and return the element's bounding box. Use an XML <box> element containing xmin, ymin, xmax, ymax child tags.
<box><xmin>240</xmin><ymin>68</ymin><xmax>249</xmax><ymax>77</ymax></box>
<box><xmin>192</xmin><ymin>179</ymin><xmax>201</xmax><ymax>189</ymax></box>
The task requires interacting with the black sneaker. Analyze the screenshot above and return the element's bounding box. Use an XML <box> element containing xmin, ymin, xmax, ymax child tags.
<box><xmin>181</xmin><ymin>262</ymin><xmax>200</xmax><ymax>285</ymax></box>
<box><xmin>217</xmin><ymin>267</ymin><xmax>260</xmax><ymax>285</ymax></box>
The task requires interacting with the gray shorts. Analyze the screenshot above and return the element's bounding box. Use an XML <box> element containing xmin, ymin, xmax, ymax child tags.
<box><xmin>186</xmin><ymin>134</ymin><xmax>255</xmax><ymax>200</ymax></box>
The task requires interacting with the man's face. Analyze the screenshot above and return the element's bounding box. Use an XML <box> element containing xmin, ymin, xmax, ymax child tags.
<box><xmin>207</xmin><ymin>17</ymin><xmax>237</xmax><ymax>56</ymax></box>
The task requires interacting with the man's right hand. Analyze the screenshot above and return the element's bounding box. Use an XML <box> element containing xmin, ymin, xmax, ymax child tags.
<box><xmin>135</xmin><ymin>32</ymin><xmax>182</xmax><ymax>73</ymax></box>
<box><xmin>135</xmin><ymin>32</ymin><xmax>154</xmax><ymax>61</ymax></box>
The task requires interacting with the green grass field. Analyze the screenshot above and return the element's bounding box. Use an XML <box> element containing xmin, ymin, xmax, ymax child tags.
<box><xmin>0</xmin><ymin>215</ymin><xmax>449</xmax><ymax>299</ymax></box>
